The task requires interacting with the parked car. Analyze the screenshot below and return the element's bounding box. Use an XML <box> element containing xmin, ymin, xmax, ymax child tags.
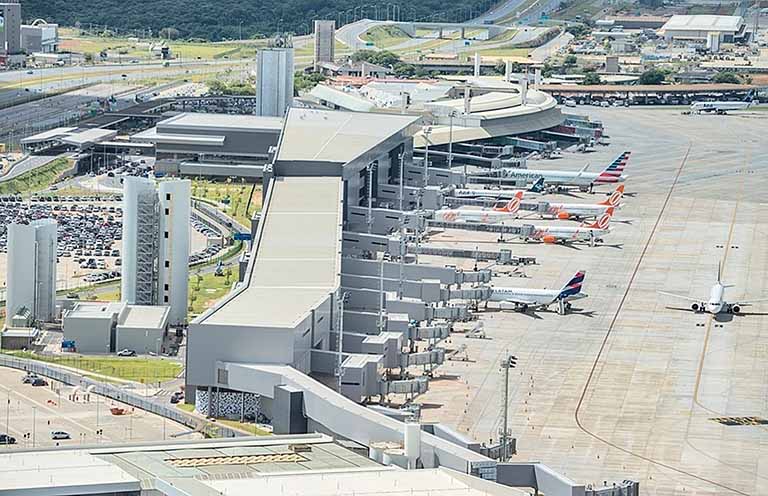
<box><xmin>50</xmin><ymin>431</ymin><xmax>70</xmax><ymax>440</ymax></box>
<box><xmin>0</xmin><ymin>434</ymin><xmax>16</xmax><ymax>445</ymax></box>
<box><xmin>117</xmin><ymin>349</ymin><xmax>136</xmax><ymax>357</ymax></box>
<box><xmin>22</xmin><ymin>373</ymin><xmax>38</xmax><ymax>384</ymax></box>
<box><xmin>170</xmin><ymin>391</ymin><xmax>184</xmax><ymax>404</ymax></box>
<box><xmin>31</xmin><ymin>377</ymin><xmax>48</xmax><ymax>387</ymax></box>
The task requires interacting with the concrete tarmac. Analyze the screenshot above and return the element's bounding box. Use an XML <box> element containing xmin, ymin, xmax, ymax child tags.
<box><xmin>417</xmin><ymin>107</ymin><xmax>768</xmax><ymax>495</ymax></box>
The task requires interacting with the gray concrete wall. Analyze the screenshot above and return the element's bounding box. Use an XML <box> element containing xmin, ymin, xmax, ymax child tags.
<box><xmin>63</xmin><ymin>316</ymin><xmax>113</xmax><ymax>354</ymax></box>
<box><xmin>115</xmin><ymin>326</ymin><xmax>165</xmax><ymax>355</ymax></box>
<box><xmin>186</xmin><ymin>324</ymin><xmax>295</xmax><ymax>387</ymax></box>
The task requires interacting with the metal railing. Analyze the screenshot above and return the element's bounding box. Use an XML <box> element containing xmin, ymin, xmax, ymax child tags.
<box><xmin>0</xmin><ymin>354</ymin><xmax>243</xmax><ymax>439</ymax></box>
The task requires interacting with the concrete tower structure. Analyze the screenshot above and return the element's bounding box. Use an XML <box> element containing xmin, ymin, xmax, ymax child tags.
<box><xmin>158</xmin><ymin>180</ymin><xmax>191</xmax><ymax>325</ymax></box>
<box><xmin>6</xmin><ymin>219</ymin><xmax>57</xmax><ymax>323</ymax></box>
<box><xmin>0</xmin><ymin>2</ymin><xmax>22</xmax><ymax>55</ymax></box>
<box><xmin>255</xmin><ymin>47</ymin><xmax>294</xmax><ymax>117</ymax></box>
<box><xmin>122</xmin><ymin>177</ymin><xmax>190</xmax><ymax>325</ymax></box>
<box><xmin>313</xmin><ymin>20</ymin><xmax>336</xmax><ymax>70</ymax></box>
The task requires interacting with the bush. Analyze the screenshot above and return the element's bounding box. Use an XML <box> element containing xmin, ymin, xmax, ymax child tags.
<box><xmin>712</xmin><ymin>71</ymin><xmax>741</xmax><ymax>84</ymax></box>
<box><xmin>638</xmin><ymin>69</ymin><xmax>666</xmax><ymax>85</ymax></box>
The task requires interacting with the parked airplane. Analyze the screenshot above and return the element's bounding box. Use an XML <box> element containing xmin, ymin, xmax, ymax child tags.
<box><xmin>540</xmin><ymin>184</ymin><xmax>624</xmax><ymax>220</ymax></box>
<box><xmin>437</xmin><ymin>191</ymin><xmax>523</xmax><ymax>223</ymax></box>
<box><xmin>690</xmin><ymin>91</ymin><xmax>756</xmax><ymax>115</ymax></box>
<box><xmin>491</xmin><ymin>151</ymin><xmax>631</xmax><ymax>192</ymax></box>
<box><xmin>658</xmin><ymin>264</ymin><xmax>768</xmax><ymax>315</ymax></box>
<box><xmin>453</xmin><ymin>178</ymin><xmax>545</xmax><ymax>199</ymax></box>
<box><xmin>489</xmin><ymin>270</ymin><xmax>587</xmax><ymax>314</ymax></box>
<box><xmin>521</xmin><ymin>207</ymin><xmax>614</xmax><ymax>246</ymax></box>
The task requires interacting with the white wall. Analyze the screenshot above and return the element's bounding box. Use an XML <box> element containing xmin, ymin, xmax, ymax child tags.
<box><xmin>6</xmin><ymin>220</ymin><xmax>57</xmax><ymax>322</ymax></box>
<box><xmin>121</xmin><ymin>177</ymin><xmax>156</xmax><ymax>305</ymax></box>
<box><xmin>158</xmin><ymin>180</ymin><xmax>191</xmax><ymax>325</ymax></box>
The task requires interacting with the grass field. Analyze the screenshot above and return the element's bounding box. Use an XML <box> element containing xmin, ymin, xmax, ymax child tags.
<box><xmin>191</xmin><ymin>179</ymin><xmax>262</xmax><ymax>227</ymax></box>
<box><xmin>362</xmin><ymin>25</ymin><xmax>411</xmax><ymax>49</ymax></box>
<box><xmin>0</xmin><ymin>158</ymin><xmax>72</xmax><ymax>196</ymax></box>
<box><xmin>59</xmin><ymin>35</ymin><xmax>263</xmax><ymax>61</ymax></box>
<box><xmin>188</xmin><ymin>269</ymin><xmax>236</xmax><ymax>316</ymax></box>
<box><xmin>471</xmin><ymin>47</ymin><xmax>532</xmax><ymax>58</ymax></box>
<box><xmin>5</xmin><ymin>351</ymin><xmax>183</xmax><ymax>383</ymax></box>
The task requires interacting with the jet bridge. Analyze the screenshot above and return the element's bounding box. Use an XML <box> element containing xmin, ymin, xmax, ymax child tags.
<box><xmin>427</xmin><ymin>219</ymin><xmax>536</xmax><ymax>238</ymax></box>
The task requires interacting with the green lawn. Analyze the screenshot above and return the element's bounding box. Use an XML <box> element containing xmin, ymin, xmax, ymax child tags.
<box><xmin>189</xmin><ymin>268</ymin><xmax>236</xmax><ymax>317</ymax></box>
<box><xmin>4</xmin><ymin>352</ymin><xmax>183</xmax><ymax>383</ymax></box>
<box><xmin>471</xmin><ymin>47</ymin><xmax>532</xmax><ymax>58</ymax></box>
<box><xmin>0</xmin><ymin>158</ymin><xmax>72</xmax><ymax>196</ymax></box>
<box><xmin>59</xmin><ymin>35</ymin><xmax>263</xmax><ymax>61</ymax></box>
<box><xmin>362</xmin><ymin>25</ymin><xmax>411</xmax><ymax>49</ymax></box>
<box><xmin>191</xmin><ymin>179</ymin><xmax>262</xmax><ymax>227</ymax></box>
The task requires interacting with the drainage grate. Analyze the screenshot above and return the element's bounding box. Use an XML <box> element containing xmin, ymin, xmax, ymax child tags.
<box><xmin>710</xmin><ymin>416</ymin><xmax>768</xmax><ymax>426</ymax></box>
<box><xmin>165</xmin><ymin>453</ymin><xmax>307</xmax><ymax>468</ymax></box>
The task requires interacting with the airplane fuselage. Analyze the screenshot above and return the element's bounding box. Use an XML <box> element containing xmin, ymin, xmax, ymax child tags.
<box><xmin>691</xmin><ymin>102</ymin><xmax>750</xmax><ymax>113</ymax></box>
<box><xmin>525</xmin><ymin>225</ymin><xmax>609</xmax><ymax>244</ymax></box>
<box><xmin>544</xmin><ymin>202</ymin><xmax>613</xmax><ymax>220</ymax></box>
<box><xmin>437</xmin><ymin>208</ymin><xmax>518</xmax><ymax>224</ymax></box>
<box><xmin>500</xmin><ymin>169</ymin><xmax>626</xmax><ymax>186</ymax></box>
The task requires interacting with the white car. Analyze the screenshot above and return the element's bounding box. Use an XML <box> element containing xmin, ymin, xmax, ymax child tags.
<box><xmin>564</xmin><ymin>99</ymin><xmax>577</xmax><ymax>107</ymax></box>
<box><xmin>51</xmin><ymin>431</ymin><xmax>70</xmax><ymax>440</ymax></box>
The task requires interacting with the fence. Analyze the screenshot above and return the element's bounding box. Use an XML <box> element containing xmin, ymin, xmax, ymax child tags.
<box><xmin>0</xmin><ymin>354</ymin><xmax>243</xmax><ymax>439</ymax></box>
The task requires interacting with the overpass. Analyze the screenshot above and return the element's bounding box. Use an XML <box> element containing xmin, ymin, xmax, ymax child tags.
<box><xmin>392</xmin><ymin>20</ymin><xmax>511</xmax><ymax>39</ymax></box>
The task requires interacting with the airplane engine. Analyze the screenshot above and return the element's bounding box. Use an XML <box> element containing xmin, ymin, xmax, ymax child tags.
<box><xmin>542</xmin><ymin>235</ymin><xmax>557</xmax><ymax>244</ymax></box>
<box><xmin>557</xmin><ymin>211</ymin><xmax>570</xmax><ymax>220</ymax></box>
<box><xmin>691</xmin><ymin>303</ymin><xmax>700</xmax><ymax>312</ymax></box>
<box><xmin>731</xmin><ymin>305</ymin><xmax>740</xmax><ymax>314</ymax></box>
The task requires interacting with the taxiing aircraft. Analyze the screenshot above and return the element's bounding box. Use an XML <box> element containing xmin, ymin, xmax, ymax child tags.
<box><xmin>521</xmin><ymin>207</ymin><xmax>614</xmax><ymax>246</ymax></box>
<box><xmin>489</xmin><ymin>270</ymin><xmax>587</xmax><ymax>314</ymax></box>
<box><xmin>658</xmin><ymin>264</ymin><xmax>768</xmax><ymax>315</ymax></box>
<box><xmin>690</xmin><ymin>91</ymin><xmax>756</xmax><ymax>115</ymax></box>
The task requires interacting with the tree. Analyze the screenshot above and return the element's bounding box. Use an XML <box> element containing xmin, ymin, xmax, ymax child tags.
<box><xmin>713</xmin><ymin>71</ymin><xmax>741</xmax><ymax>84</ymax></box>
<box><xmin>392</xmin><ymin>62</ymin><xmax>416</xmax><ymax>78</ymax></box>
<box><xmin>566</xmin><ymin>24</ymin><xmax>590</xmax><ymax>39</ymax></box>
<box><xmin>563</xmin><ymin>54</ymin><xmax>577</xmax><ymax>67</ymax></box>
<box><xmin>638</xmin><ymin>68</ymin><xmax>665</xmax><ymax>85</ymax></box>
<box><xmin>351</xmin><ymin>50</ymin><xmax>400</xmax><ymax>67</ymax></box>
<box><xmin>294</xmin><ymin>71</ymin><xmax>326</xmax><ymax>92</ymax></box>
<box><xmin>582</xmin><ymin>71</ymin><xmax>601</xmax><ymax>85</ymax></box>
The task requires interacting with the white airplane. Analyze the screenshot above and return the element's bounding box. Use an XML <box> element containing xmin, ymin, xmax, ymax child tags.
<box><xmin>690</xmin><ymin>91</ymin><xmax>756</xmax><ymax>115</ymax></box>
<box><xmin>436</xmin><ymin>191</ymin><xmax>523</xmax><ymax>223</ymax></box>
<box><xmin>489</xmin><ymin>270</ymin><xmax>587</xmax><ymax>315</ymax></box>
<box><xmin>521</xmin><ymin>207</ymin><xmax>614</xmax><ymax>246</ymax></box>
<box><xmin>658</xmin><ymin>264</ymin><xmax>768</xmax><ymax>315</ymax></box>
<box><xmin>539</xmin><ymin>184</ymin><xmax>624</xmax><ymax>220</ymax></box>
<box><xmin>485</xmin><ymin>151</ymin><xmax>630</xmax><ymax>192</ymax></box>
<box><xmin>453</xmin><ymin>178</ymin><xmax>545</xmax><ymax>200</ymax></box>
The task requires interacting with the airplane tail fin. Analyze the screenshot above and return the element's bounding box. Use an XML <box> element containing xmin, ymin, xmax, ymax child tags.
<box><xmin>583</xmin><ymin>206</ymin><xmax>614</xmax><ymax>229</ymax></box>
<box><xmin>558</xmin><ymin>270</ymin><xmax>586</xmax><ymax>299</ymax></box>
<box><xmin>598</xmin><ymin>184</ymin><xmax>624</xmax><ymax>206</ymax></box>
<box><xmin>601</xmin><ymin>151</ymin><xmax>631</xmax><ymax>176</ymax></box>
<box><xmin>493</xmin><ymin>191</ymin><xmax>524</xmax><ymax>213</ymax></box>
<box><xmin>528</xmin><ymin>177</ymin><xmax>545</xmax><ymax>193</ymax></box>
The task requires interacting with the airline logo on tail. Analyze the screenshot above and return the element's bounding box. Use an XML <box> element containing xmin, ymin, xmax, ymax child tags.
<box><xmin>492</xmin><ymin>191</ymin><xmax>523</xmax><ymax>213</ymax></box>
<box><xmin>584</xmin><ymin>207</ymin><xmax>614</xmax><ymax>229</ymax></box>
<box><xmin>598</xmin><ymin>184</ymin><xmax>624</xmax><ymax>207</ymax></box>
<box><xmin>597</xmin><ymin>151</ymin><xmax>630</xmax><ymax>182</ymax></box>
<box><xmin>529</xmin><ymin>177</ymin><xmax>545</xmax><ymax>193</ymax></box>
<box><xmin>558</xmin><ymin>271</ymin><xmax>586</xmax><ymax>299</ymax></box>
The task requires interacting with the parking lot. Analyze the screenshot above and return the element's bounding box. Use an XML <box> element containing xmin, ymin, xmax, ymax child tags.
<box><xmin>416</xmin><ymin>107</ymin><xmax>768</xmax><ymax>495</ymax></box>
<box><xmin>0</xmin><ymin>193</ymin><xmax>215</xmax><ymax>291</ymax></box>
<box><xmin>0</xmin><ymin>367</ymin><xmax>200</xmax><ymax>449</ymax></box>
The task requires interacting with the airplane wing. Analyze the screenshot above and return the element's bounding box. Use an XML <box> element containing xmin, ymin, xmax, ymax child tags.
<box><xmin>734</xmin><ymin>298</ymin><xmax>768</xmax><ymax>307</ymax></box>
<box><xmin>501</xmin><ymin>296</ymin><xmax>540</xmax><ymax>306</ymax></box>
<box><xmin>657</xmin><ymin>291</ymin><xmax>701</xmax><ymax>303</ymax></box>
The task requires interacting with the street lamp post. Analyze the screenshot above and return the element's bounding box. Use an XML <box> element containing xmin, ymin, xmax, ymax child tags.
<box><xmin>499</xmin><ymin>354</ymin><xmax>518</xmax><ymax>462</ymax></box>
<box><xmin>447</xmin><ymin>110</ymin><xmax>457</xmax><ymax>179</ymax></box>
<box><xmin>31</xmin><ymin>406</ymin><xmax>36</xmax><ymax>448</ymax></box>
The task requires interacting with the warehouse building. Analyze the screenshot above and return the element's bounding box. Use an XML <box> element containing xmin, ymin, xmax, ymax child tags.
<box><xmin>131</xmin><ymin>112</ymin><xmax>282</xmax><ymax>178</ymax></box>
<box><xmin>5</xmin><ymin>219</ymin><xmax>57</xmax><ymax>323</ymax></box>
<box><xmin>658</xmin><ymin>15</ymin><xmax>747</xmax><ymax>43</ymax></box>
<box><xmin>21</xmin><ymin>20</ymin><xmax>59</xmax><ymax>53</ymax></box>
<box><xmin>122</xmin><ymin>177</ymin><xmax>190</xmax><ymax>325</ymax></box>
<box><xmin>61</xmin><ymin>301</ymin><xmax>169</xmax><ymax>354</ymax></box>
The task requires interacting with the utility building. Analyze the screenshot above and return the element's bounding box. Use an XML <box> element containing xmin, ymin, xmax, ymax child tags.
<box><xmin>5</xmin><ymin>219</ymin><xmax>57</xmax><ymax>323</ymax></box>
<box><xmin>255</xmin><ymin>47</ymin><xmax>294</xmax><ymax>117</ymax></box>
<box><xmin>313</xmin><ymin>20</ymin><xmax>336</xmax><ymax>70</ymax></box>
<box><xmin>122</xmin><ymin>177</ymin><xmax>190</xmax><ymax>325</ymax></box>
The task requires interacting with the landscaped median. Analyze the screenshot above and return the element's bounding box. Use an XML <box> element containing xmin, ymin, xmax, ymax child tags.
<box><xmin>0</xmin><ymin>157</ymin><xmax>73</xmax><ymax>196</ymax></box>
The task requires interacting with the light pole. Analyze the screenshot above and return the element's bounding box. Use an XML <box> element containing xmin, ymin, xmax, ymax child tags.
<box><xmin>500</xmin><ymin>354</ymin><xmax>517</xmax><ymax>462</ymax></box>
<box><xmin>31</xmin><ymin>406</ymin><xmax>36</xmax><ymax>447</ymax></box>
<box><xmin>447</xmin><ymin>110</ymin><xmax>457</xmax><ymax>179</ymax></box>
